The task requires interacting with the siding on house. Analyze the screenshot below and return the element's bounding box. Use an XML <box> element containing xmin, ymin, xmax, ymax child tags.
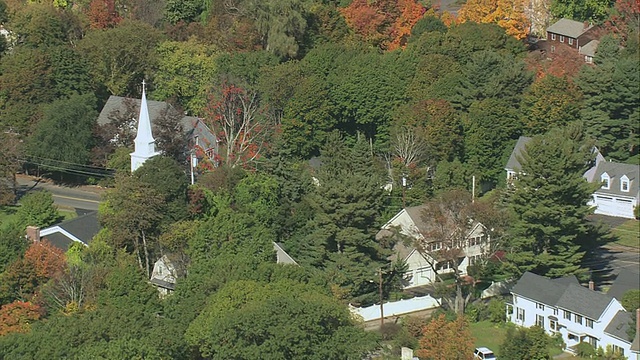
<box><xmin>509</xmin><ymin>272</ymin><xmax>634</xmax><ymax>356</ymax></box>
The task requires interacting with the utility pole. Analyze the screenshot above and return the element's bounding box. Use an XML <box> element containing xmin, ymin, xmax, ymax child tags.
<box><xmin>402</xmin><ymin>174</ymin><xmax>407</xmax><ymax>209</ymax></box>
<box><xmin>379</xmin><ymin>267</ymin><xmax>384</xmax><ymax>328</ymax></box>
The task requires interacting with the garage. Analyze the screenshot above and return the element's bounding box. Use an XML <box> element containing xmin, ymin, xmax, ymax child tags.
<box><xmin>594</xmin><ymin>195</ymin><xmax>636</xmax><ymax>219</ymax></box>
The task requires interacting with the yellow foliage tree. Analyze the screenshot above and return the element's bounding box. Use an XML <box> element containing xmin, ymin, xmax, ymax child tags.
<box><xmin>458</xmin><ymin>0</ymin><xmax>530</xmax><ymax>40</ymax></box>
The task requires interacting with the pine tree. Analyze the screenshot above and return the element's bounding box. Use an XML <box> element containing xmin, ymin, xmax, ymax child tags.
<box><xmin>295</xmin><ymin>133</ymin><xmax>389</xmax><ymax>300</ymax></box>
<box><xmin>505</xmin><ymin>125</ymin><xmax>598</xmax><ymax>277</ymax></box>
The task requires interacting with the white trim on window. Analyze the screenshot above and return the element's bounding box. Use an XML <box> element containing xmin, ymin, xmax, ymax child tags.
<box><xmin>568</xmin><ymin>38</ymin><xmax>573</xmax><ymax>45</ymax></box>
<box><xmin>560</xmin><ymin>35</ymin><xmax>565</xmax><ymax>43</ymax></box>
<box><xmin>601</xmin><ymin>172</ymin><xmax>610</xmax><ymax>189</ymax></box>
<box><xmin>621</xmin><ymin>175</ymin><xmax>629</xmax><ymax>192</ymax></box>
<box><xmin>551</xmin><ymin>33</ymin><xmax>556</xmax><ymax>40</ymax></box>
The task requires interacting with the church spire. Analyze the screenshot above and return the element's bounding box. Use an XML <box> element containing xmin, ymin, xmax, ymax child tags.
<box><xmin>131</xmin><ymin>80</ymin><xmax>159</xmax><ymax>172</ymax></box>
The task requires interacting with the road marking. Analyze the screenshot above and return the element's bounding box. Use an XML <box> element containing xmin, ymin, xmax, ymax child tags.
<box><xmin>52</xmin><ymin>194</ymin><xmax>101</xmax><ymax>204</ymax></box>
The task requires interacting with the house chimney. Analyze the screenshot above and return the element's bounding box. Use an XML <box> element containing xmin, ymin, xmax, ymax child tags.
<box><xmin>583</xmin><ymin>21</ymin><xmax>589</xmax><ymax>30</ymax></box>
<box><xmin>588</xmin><ymin>280</ymin><xmax>594</xmax><ymax>290</ymax></box>
<box><xmin>26</xmin><ymin>226</ymin><xmax>40</xmax><ymax>243</ymax></box>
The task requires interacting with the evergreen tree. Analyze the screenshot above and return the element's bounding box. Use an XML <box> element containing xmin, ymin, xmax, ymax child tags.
<box><xmin>575</xmin><ymin>46</ymin><xmax>639</xmax><ymax>162</ymax></box>
<box><xmin>505</xmin><ymin>125</ymin><xmax>598</xmax><ymax>277</ymax></box>
<box><xmin>292</xmin><ymin>133</ymin><xmax>389</xmax><ymax>300</ymax></box>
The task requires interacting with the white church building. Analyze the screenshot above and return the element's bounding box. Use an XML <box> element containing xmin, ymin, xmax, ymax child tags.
<box><xmin>130</xmin><ymin>81</ymin><xmax>161</xmax><ymax>172</ymax></box>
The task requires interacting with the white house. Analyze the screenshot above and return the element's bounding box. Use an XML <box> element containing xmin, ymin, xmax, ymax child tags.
<box><xmin>509</xmin><ymin>272</ymin><xmax>639</xmax><ymax>357</ymax></box>
<box><xmin>590</xmin><ymin>161</ymin><xmax>639</xmax><ymax>219</ymax></box>
<box><xmin>377</xmin><ymin>206</ymin><xmax>489</xmax><ymax>289</ymax></box>
<box><xmin>505</xmin><ymin>136</ymin><xmax>638</xmax><ymax>219</ymax></box>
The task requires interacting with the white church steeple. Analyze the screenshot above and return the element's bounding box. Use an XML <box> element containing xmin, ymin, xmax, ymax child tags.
<box><xmin>130</xmin><ymin>80</ymin><xmax>160</xmax><ymax>172</ymax></box>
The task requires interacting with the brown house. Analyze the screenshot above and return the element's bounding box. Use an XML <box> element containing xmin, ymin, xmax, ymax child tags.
<box><xmin>546</xmin><ymin>18</ymin><xmax>595</xmax><ymax>49</ymax></box>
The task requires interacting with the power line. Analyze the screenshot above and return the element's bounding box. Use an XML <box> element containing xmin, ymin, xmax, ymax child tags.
<box><xmin>21</xmin><ymin>159</ymin><xmax>115</xmax><ymax>178</ymax></box>
<box><xmin>24</xmin><ymin>155</ymin><xmax>116</xmax><ymax>171</ymax></box>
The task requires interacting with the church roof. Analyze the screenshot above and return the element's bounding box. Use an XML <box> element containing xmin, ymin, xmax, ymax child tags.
<box><xmin>133</xmin><ymin>83</ymin><xmax>156</xmax><ymax>147</ymax></box>
<box><xmin>97</xmin><ymin>96</ymin><xmax>217</xmax><ymax>148</ymax></box>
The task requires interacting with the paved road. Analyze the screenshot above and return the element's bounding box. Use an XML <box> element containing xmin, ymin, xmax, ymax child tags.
<box><xmin>16</xmin><ymin>175</ymin><xmax>103</xmax><ymax>211</ymax></box>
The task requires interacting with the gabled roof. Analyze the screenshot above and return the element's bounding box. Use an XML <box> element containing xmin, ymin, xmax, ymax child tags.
<box><xmin>512</xmin><ymin>271</ymin><xmax>570</xmax><ymax>306</ymax></box>
<box><xmin>547</xmin><ymin>18</ymin><xmax>593</xmax><ymax>38</ymax></box>
<box><xmin>40</xmin><ymin>211</ymin><xmax>100</xmax><ymax>250</ymax></box>
<box><xmin>556</xmin><ymin>283</ymin><xmax>614</xmax><ymax>320</ymax></box>
<box><xmin>604</xmin><ymin>310</ymin><xmax>633</xmax><ymax>342</ymax></box>
<box><xmin>607</xmin><ymin>269</ymin><xmax>640</xmax><ymax>302</ymax></box>
<box><xmin>97</xmin><ymin>96</ymin><xmax>217</xmax><ymax>147</ymax></box>
<box><xmin>380</xmin><ymin>205</ymin><xmax>487</xmax><ymax>264</ymax></box>
<box><xmin>505</xmin><ymin>136</ymin><xmax>532</xmax><ymax>172</ymax></box>
<box><xmin>273</xmin><ymin>242</ymin><xmax>298</xmax><ymax>265</ymax></box>
<box><xmin>593</xmin><ymin>161</ymin><xmax>640</xmax><ymax>198</ymax></box>
<box><xmin>505</xmin><ymin>137</ymin><xmax>605</xmax><ymax>183</ymax></box>
<box><xmin>512</xmin><ymin>272</ymin><xmax>615</xmax><ymax>320</ymax></box>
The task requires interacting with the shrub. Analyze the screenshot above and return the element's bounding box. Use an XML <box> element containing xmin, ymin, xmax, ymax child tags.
<box><xmin>465</xmin><ymin>302</ymin><xmax>487</xmax><ymax>322</ymax></box>
<box><xmin>575</xmin><ymin>342</ymin><xmax>596</xmax><ymax>357</ymax></box>
<box><xmin>380</xmin><ymin>322</ymin><xmax>402</xmax><ymax>341</ymax></box>
<box><xmin>487</xmin><ymin>298</ymin><xmax>506</xmax><ymax>323</ymax></box>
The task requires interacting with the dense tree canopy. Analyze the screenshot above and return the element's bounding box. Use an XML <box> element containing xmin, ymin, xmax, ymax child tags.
<box><xmin>0</xmin><ymin>0</ymin><xmax>632</xmax><ymax>356</ymax></box>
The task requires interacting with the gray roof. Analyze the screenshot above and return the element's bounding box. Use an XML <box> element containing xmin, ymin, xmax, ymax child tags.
<box><xmin>150</xmin><ymin>278</ymin><xmax>176</xmax><ymax>290</ymax></box>
<box><xmin>607</xmin><ymin>269</ymin><xmax>640</xmax><ymax>302</ymax></box>
<box><xmin>43</xmin><ymin>232</ymin><xmax>79</xmax><ymax>251</ymax></box>
<box><xmin>579</xmin><ymin>40</ymin><xmax>600</xmax><ymax>57</ymax></box>
<box><xmin>97</xmin><ymin>96</ymin><xmax>217</xmax><ymax>148</ymax></box>
<box><xmin>512</xmin><ymin>271</ymin><xmax>569</xmax><ymax>306</ymax></box>
<box><xmin>273</xmin><ymin>242</ymin><xmax>298</xmax><ymax>265</ymax></box>
<box><xmin>547</xmin><ymin>18</ymin><xmax>593</xmax><ymax>38</ymax></box>
<box><xmin>512</xmin><ymin>272</ymin><xmax>615</xmax><ymax>320</ymax></box>
<box><xmin>41</xmin><ymin>211</ymin><xmax>100</xmax><ymax>250</ymax></box>
<box><xmin>551</xmin><ymin>274</ymin><xmax>580</xmax><ymax>286</ymax></box>
<box><xmin>505</xmin><ymin>136</ymin><xmax>532</xmax><ymax>171</ymax></box>
<box><xmin>556</xmin><ymin>283</ymin><xmax>614</xmax><ymax>320</ymax></box>
<box><xmin>593</xmin><ymin>161</ymin><xmax>640</xmax><ymax>198</ymax></box>
<box><xmin>604</xmin><ymin>310</ymin><xmax>633</xmax><ymax>342</ymax></box>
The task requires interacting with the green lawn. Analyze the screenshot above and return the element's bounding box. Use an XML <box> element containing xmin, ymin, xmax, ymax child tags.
<box><xmin>470</xmin><ymin>321</ymin><xmax>507</xmax><ymax>356</ymax></box>
<box><xmin>470</xmin><ymin>321</ymin><xmax>565</xmax><ymax>357</ymax></box>
<box><xmin>611</xmin><ymin>220</ymin><xmax>640</xmax><ymax>248</ymax></box>
<box><xmin>0</xmin><ymin>206</ymin><xmax>19</xmax><ymax>230</ymax></box>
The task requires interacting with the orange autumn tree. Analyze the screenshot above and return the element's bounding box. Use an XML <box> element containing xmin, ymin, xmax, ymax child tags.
<box><xmin>458</xmin><ymin>0</ymin><xmax>530</xmax><ymax>40</ymax></box>
<box><xmin>0</xmin><ymin>240</ymin><xmax>66</xmax><ymax>304</ymax></box>
<box><xmin>0</xmin><ymin>301</ymin><xmax>43</xmax><ymax>336</ymax></box>
<box><xmin>416</xmin><ymin>314</ymin><xmax>475</xmax><ymax>360</ymax></box>
<box><xmin>340</xmin><ymin>0</ymin><xmax>426</xmax><ymax>50</ymax></box>
<box><xmin>24</xmin><ymin>239</ymin><xmax>66</xmax><ymax>280</ymax></box>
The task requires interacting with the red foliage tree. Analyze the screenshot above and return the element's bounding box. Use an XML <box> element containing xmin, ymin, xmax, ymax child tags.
<box><xmin>605</xmin><ymin>0</ymin><xmax>640</xmax><ymax>44</ymax></box>
<box><xmin>24</xmin><ymin>239</ymin><xmax>66</xmax><ymax>280</ymax></box>
<box><xmin>87</xmin><ymin>0</ymin><xmax>122</xmax><ymax>30</ymax></box>
<box><xmin>0</xmin><ymin>240</ymin><xmax>66</xmax><ymax>304</ymax></box>
<box><xmin>204</xmin><ymin>82</ymin><xmax>272</xmax><ymax>169</ymax></box>
<box><xmin>0</xmin><ymin>301</ymin><xmax>43</xmax><ymax>336</ymax></box>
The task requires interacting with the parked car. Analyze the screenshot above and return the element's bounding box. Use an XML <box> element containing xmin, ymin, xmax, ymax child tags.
<box><xmin>474</xmin><ymin>347</ymin><xmax>497</xmax><ymax>359</ymax></box>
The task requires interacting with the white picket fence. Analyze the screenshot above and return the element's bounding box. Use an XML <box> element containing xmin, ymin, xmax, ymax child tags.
<box><xmin>350</xmin><ymin>294</ymin><xmax>440</xmax><ymax>322</ymax></box>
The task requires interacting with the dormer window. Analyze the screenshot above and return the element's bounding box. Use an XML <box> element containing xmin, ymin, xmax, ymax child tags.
<box><xmin>621</xmin><ymin>175</ymin><xmax>629</xmax><ymax>192</ymax></box>
<box><xmin>601</xmin><ymin>173</ymin><xmax>610</xmax><ymax>189</ymax></box>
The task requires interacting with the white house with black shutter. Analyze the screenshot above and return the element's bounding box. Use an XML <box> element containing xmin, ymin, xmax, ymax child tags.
<box><xmin>508</xmin><ymin>272</ymin><xmax>638</xmax><ymax>357</ymax></box>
